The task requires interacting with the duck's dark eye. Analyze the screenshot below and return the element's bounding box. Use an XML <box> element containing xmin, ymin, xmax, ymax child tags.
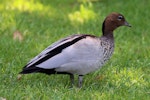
<box><xmin>118</xmin><ymin>15</ymin><xmax>123</xmax><ymax>20</ymax></box>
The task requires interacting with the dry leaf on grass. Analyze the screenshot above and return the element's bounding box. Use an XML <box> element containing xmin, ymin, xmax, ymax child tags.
<box><xmin>0</xmin><ymin>97</ymin><xmax>6</xmax><ymax>100</ymax></box>
<box><xmin>17</xmin><ymin>74</ymin><xmax>22</xmax><ymax>80</ymax></box>
<box><xmin>13</xmin><ymin>30</ymin><xmax>23</xmax><ymax>41</ymax></box>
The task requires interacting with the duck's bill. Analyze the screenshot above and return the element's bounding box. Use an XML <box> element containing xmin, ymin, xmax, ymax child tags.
<box><xmin>124</xmin><ymin>21</ymin><xmax>131</xmax><ymax>27</ymax></box>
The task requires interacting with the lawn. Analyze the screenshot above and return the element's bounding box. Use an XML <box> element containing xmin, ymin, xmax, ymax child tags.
<box><xmin>0</xmin><ymin>0</ymin><xmax>150</xmax><ymax>99</ymax></box>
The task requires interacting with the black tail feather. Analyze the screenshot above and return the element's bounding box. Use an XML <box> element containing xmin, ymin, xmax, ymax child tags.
<box><xmin>19</xmin><ymin>67</ymin><xmax>71</xmax><ymax>75</ymax></box>
<box><xmin>19</xmin><ymin>67</ymin><xmax>56</xmax><ymax>75</ymax></box>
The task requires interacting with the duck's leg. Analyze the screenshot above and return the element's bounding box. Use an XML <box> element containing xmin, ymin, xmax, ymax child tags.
<box><xmin>70</xmin><ymin>74</ymin><xmax>74</xmax><ymax>87</ymax></box>
<box><xmin>78</xmin><ymin>75</ymin><xmax>83</xmax><ymax>88</ymax></box>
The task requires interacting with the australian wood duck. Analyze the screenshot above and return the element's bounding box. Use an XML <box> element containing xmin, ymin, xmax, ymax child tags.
<box><xmin>19</xmin><ymin>12</ymin><xmax>131</xmax><ymax>87</ymax></box>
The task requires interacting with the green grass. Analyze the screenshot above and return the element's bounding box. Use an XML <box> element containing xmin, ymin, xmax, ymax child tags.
<box><xmin>0</xmin><ymin>0</ymin><xmax>150</xmax><ymax>99</ymax></box>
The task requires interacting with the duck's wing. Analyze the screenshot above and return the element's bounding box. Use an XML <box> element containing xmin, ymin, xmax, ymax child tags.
<box><xmin>23</xmin><ymin>34</ymin><xmax>96</xmax><ymax>69</ymax></box>
<box><xmin>24</xmin><ymin>35</ymin><xmax>80</xmax><ymax>68</ymax></box>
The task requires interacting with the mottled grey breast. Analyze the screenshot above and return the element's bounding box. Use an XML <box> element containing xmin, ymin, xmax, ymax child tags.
<box><xmin>100</xmin><ymin>37</ymin><xmax>114</xmax><ymax>64</ymax></box>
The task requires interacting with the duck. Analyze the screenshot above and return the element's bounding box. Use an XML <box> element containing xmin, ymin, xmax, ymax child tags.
<box><xmin>19</xmin><ymin>12</ymin><xmax>131</xmax><ymax>88</ymax></box>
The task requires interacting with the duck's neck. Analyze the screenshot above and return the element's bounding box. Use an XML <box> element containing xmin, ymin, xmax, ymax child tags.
<box><xmin>102</xmin><ymin>21</ymin><xmax>114</xmax><ymax>39</ymax></box>
<box><xmin>102</xmin><ymin>31</ymin><xmax>114</xmax><ymax>39</ymax></box>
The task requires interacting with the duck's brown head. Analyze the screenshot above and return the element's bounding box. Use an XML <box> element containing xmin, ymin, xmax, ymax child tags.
<box><xmin>102</xmin><ymin>12</ymin><xmax>131</xmax><ymax>35</ymax></box>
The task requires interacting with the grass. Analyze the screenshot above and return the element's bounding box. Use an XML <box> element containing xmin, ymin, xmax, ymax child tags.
<box><xmin>0</xmin><ymin>0</ymin><xmax>150</xmax><ymax>99</ymax></box>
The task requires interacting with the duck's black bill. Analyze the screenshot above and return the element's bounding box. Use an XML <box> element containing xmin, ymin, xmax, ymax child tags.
<box><xmin>124</xmin><ymin>21</ymin><xmax>131</xmax><ymax>27</ymax></box>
